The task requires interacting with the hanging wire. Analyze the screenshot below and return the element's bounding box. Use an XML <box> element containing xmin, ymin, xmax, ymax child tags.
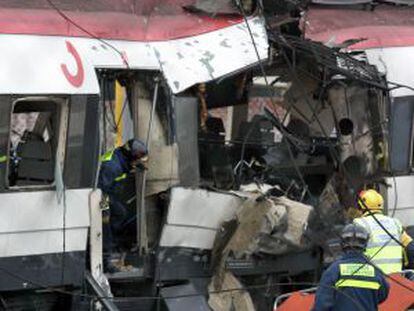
<box><xmin>45</xmin><ymin>0</ymin><xmax>130</xmax><ymax>68</ymax></box>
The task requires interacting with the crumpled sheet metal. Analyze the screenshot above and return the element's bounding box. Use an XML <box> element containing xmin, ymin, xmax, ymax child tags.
<box><xmin>222</xmin><ymin>196</ymin><xmax>313</xmax><ymax>259</ymax></box>
<box><xmin>153</xmin><ymin>16</ymin><xmax>268</xmax><ymax>93</ymax></box>
<box><xmin>211</xmin><ymin>195</ymin><xmax>313</xmax><ymax>289</ymax></box>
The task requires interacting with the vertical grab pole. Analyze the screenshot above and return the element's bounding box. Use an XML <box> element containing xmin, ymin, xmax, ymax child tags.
<box><xmin>136</xmin><ymin>78</ymin><xmax>159</xmax><ymax>255</ymax></box>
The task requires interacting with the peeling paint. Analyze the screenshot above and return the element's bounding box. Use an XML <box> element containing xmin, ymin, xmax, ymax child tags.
<box><xmin>153</xmin><ymin>47</ymin><xmax>161</xmax><ymax>59</ymax></box>
<box><xmin>149</xmin><ymin>16</ymin><xmax>268</xmax><ymax>93</ymax></box>
<box><xmin>199</xmin><ymin>51</ymin><xmax>215</xmax><ymax>79</ymax></box>
<box><xmin>252</xmin><ymin>18</ymin><xmax>262</xmax><ymax>25</ymax></box>
<box><xmin>220</xmin><ymin>39</ymin><xmax>231</xmax><ymax>48</ymax></box>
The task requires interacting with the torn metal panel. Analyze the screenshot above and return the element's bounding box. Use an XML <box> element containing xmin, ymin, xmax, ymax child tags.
<box><xmin>284</xmin><ymin>68</ymin><xmax>378</xmax><ymax>177</ymax></box>
<box><xmin>0</xmin><ymin>16</ymin><xmax>267</xmax><ymax>95</ymax></box>
<box><xmin>221</xmin><ymin>196</ymin><xmax>288</xmax><ymax>258</ymax></box>
<box><xmin>327</xmin><ymin>85</ymin><xmax>376</xmax><ymax>176</ymax></box>
<box><xmin>159</xmin><ymin>188</ymin><xmax>244</xmax><ymax>249</ymax></box>
<box><xmin>133</xmin><ymin>81</ymin><xmax>179</xmax><ymax>196</ymax></box>
<box><xmin>152</xmin><ymin>16</ymin><xmax>268</xmax><ymax>93</ymax></box>
<box><xmin>303</xmin><ymin>6</ymin><xmax>414</xmax><ymax>50</ymax></box>
<box><xmin>213</xmin><ymin>196</ymin><xmax>311</xmax><ymax>267</ymax></box>
<box><xmin>277</xmin><ymin>196</ymin><xmax>313</xmax><ymax>248</ymax></box>
<box><xmin>211</xmin><ymin>195</ymin><xmax>313</xmax><ymax>289</ymax></box>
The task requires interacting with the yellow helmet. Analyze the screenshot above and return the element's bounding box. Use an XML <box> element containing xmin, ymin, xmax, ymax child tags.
<box><xmin>358</xmin><ymin>189</ymin><xmax>383</xmax><ymax>211</ymax></box>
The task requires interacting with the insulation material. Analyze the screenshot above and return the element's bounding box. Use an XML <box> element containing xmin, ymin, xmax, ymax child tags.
<box><xmin>220</xmin><ymin>196</ymin><xmax>312</xmax><ymax>258</ymax></box>
<box><xmin>211</xmin><ymin>195</ymin><xmax>313</xmax><ymax>289</ymax></box>
<box><xmin>222</xmin><ymin>197</ymin><xmax>287</xmax><ymax>258</ymax></box>
<box><xmin>277</xmin><ymin>196</ymin><xmax>313</xmax><ymax>247</ymax></box>
<box><xmin>159</xmin><ymin>188</ymin><xmax>244</xmax><ymax>249</ymax></box>
<box><xmin>208</xmin><ymin>272</ymin><xmax>255</xmax><ymax>311</ymax></box>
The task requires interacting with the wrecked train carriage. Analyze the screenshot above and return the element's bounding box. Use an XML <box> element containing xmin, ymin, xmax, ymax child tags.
<box><xmin>0</xmin><ymin>0</ymin><xmax>392</xmax><ymax>310</ymax></box>
<box><xmin>303</xmin><ymin>3</ymin><xmax>414</xmax><ymax>236</ymax></box>
<box><xmin>0</xmin><ymin>0</ymin><xmax>272</xmax><ymax>310</ymax></box>
<box><xmin>116</xmin><ymin>17</ymin><xmax>392</xmax><ymax>311</ymax></box>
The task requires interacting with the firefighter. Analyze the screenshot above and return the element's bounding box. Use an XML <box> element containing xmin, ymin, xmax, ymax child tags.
<box><xmin>312</xmin><ymin>224</ymin><xmax>389</xmax><ymax>311</ymax></box>
<box><xmin>98</xmin><ymin>138</ymin><xmax>148</xmax><ymax>272</ymax></box>
<box><xmin>353</xmin><ymin>189</ymin><xmax>414</xmax><ymax>274</ymax></box>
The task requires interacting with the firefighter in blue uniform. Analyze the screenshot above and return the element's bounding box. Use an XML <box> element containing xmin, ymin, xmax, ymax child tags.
<box><xmin>312</xmin><ymin>223</ymin><xmax>389</xmax><ymax>311</ymax></box>
<box><xmin>98</xmin><ymin>138</ymin><xmax>148</xmax><ymax>272</ymax></box>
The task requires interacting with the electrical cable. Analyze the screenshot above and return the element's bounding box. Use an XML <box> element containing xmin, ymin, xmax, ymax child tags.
<box><xmin>45</xmin><ymin>0</ymin><xmax>130</xmax><ymax>68</ymax></box>
<box><xmin>235</xmin><ymin>0</ymin><xmax>310</xmax><ymax>196</ymax></box>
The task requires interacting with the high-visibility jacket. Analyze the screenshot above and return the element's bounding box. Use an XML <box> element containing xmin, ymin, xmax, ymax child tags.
<box><xmin>312</xmin><ymin>251</ymin><xmax>389</xmax><ymax>311</ymax></box>
<box><xmin>98</xmin><ymin>148</ymin><xmax>130</xmax><ymax>196</ymax></box>
<box><xmin>354</xmin><ymin>213</ymin><xmax>403</xmax><ymax>274</ymax></box>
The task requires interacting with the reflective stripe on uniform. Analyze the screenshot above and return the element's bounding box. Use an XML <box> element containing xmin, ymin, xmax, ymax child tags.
<box><xmin>114</xmin><ymin>173</ymin><xmax>127</xmax><ymax>182</ymax></box>
<box><xmin>339</xmin><ymin>263</ymin><xmax>375</xmax><ymax>277</ymax></box>
<box><xmin>374</xmin><ymin>263</ymin><xmax>402</xmax><ymax>275</ymax></box>
<box><xmin>335</xmin><ymin>279</ymin><xmax>381</xmax><ymax>290</ymax></box>
<box><xmin>355</xmin><ymin>214</ymin><xmax>403</xmax><ymax>274</ymax></box>
<box><xmin>100</xmin><ymin>150</ymin><xmax>114</xmax><ymax>162</ymax></box>
<box><xmin>0</xmin><ymin>155</ymin><xmax>6</xmax><ymax>163</ymax></box>
<box><xmin>365</xmin><ymin>246</ymin><xmax>402</xmax><ymax>259</ymax></box>
<box><xmin>369</xmin><ymin>257</ymin><xmax>402</xmax><ymax>264</ymax></box>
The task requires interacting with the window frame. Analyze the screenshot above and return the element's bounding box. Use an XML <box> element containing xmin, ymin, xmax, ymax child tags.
<box><xmin>6</xmin><ymin>96</ymin><xmax>69</xmax><ymax>190</ymax></box>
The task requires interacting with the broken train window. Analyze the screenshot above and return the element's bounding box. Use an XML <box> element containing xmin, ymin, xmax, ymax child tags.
<box><xmin>7</xmin><ymin>98</ymin><xmax>67</xmax><ymax>188</ymax></box>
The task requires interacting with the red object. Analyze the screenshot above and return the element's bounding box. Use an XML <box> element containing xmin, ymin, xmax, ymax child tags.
<box><xmin>275</xmin><ymin>274</ymin><xmax>414</xmax><ymax>311</ymax></box>
<box><xmin>303</xmin><ymin>6</ymin><xmax>414</xmax><ymax>49</ymax></box>
<box><xmin>275</xmin><ymin>292</ymin><xmax>315</xmax><ymax>311</ymax></box>
<box><xmin>379</xmin><ymin>274</ymin><xmax>414</xmax><ymax>311</ymax></box>
<box><xmin>61</xmin><ymin>41</ymin><xmax>84</xmax><ymax>88</ymax></box>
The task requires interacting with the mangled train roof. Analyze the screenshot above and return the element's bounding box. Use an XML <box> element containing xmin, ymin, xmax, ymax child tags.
<box><xmin>304</xmin><ymin>6</ymin><xmax>414</xmax><ymax>49</ymax></box>
<box><xmin>0</xmin><ymin>0</ymin><xmax>268</xmax><ymax>94</ymax></box>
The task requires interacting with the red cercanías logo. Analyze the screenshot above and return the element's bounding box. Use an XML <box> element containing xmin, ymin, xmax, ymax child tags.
<box><xmin>61</xmin><ymin>41</ymin><xmax>84</xmax><ymax>88</ymax></box>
